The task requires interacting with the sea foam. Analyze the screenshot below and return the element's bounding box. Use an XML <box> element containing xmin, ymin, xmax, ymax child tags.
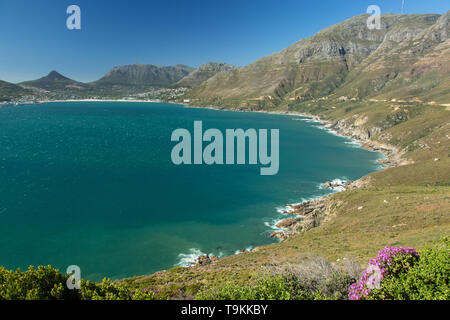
<box><xmin>175</xmin><ymin>248</ymin><xmax>206</xmax><ymax>267</ymax></box>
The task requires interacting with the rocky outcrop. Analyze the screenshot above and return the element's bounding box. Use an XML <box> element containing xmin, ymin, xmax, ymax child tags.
<box><xmin>270</xmin><ymin>197</ymin><xmax>341</xmax><ymax>239</ymax></box>
<box><xmin>322</xmin><ymin>180</ymin><xmax>352</xmax><ymax>190</ymax></box>
<box><xmin>195</xmin><ymin>255</ymin><xmax>219</xmax><ymax>266</ymax></box>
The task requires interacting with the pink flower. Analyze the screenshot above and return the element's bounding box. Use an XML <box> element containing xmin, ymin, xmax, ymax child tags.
<box><xmin>348</xmin><ymin>246</ymin><xmax>418</xmax><ymax>300</ymax></box>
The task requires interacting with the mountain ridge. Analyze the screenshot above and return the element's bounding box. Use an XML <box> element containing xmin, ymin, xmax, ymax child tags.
<box><xmin>92</xmin><ymin>63</ymin><xmax>195</xmax><ymax>88</ymax></box>
<box><xmin>14</xmin><ymin>64</ymin><xmax>197</xmax><ymax>97</ymax></box>
<box><xmin>172</xmin><ymin>62</ymin><xmax>236</xmax><ymax>88</ymax></box>
<box><xmin>184</xmin><ymin>12</ymin><xmax>449</xmax><ymax>107</ymax></box>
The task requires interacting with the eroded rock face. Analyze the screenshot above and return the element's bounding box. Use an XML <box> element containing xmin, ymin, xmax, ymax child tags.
<box><xmin>269</xmin><ymin>193</ymin><xmax>355</xmax><ymax>240</ymax></box>
<box><xmin>324</xmin><ymin>118</ymin><xmax>405</xmax><ymax>168</ymax></box>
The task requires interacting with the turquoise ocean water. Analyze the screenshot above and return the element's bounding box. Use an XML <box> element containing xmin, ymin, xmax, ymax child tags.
<box><xmin>0</xmin><ymin>102</ymin><xmax>382</xmax><ymax>281</ymax></box>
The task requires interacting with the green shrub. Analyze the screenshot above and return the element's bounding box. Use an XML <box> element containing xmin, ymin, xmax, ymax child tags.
<box><xmin>370</xmin><ymin>240</ymin><xmax>449</xmax><ymax>300</ymax></box>
<box><xmin>79</xmin><ymin>278</ymin><xmax>154</xmax><ymax>300</ymax></box>
<box><xmin>272</xmin><ymin>255</ymin><xmax>360</xmax><ymax>300</ymax></box>
<box><xmin>197</xmin><ymin>275</ymin><xmax>326</xmax><ymax>300</ymax></box>
<box><xmin>0</xmin><ymin>265</ymin><xmax>154</xmax><ymax>300</ymax></box>
<box><xmin>350</xmin><ymin>240</ymin><xmax>450</xmax><ymax>300</ymax></box>
<box><xmin>325</xmin><ymin>271</ymin><xmax>355</xmax><ymax>300</ymax></box>
<box><xmin>0</xmin><ymin>265</ymin><xmax>78</xmax><ymax>300</ymax></box>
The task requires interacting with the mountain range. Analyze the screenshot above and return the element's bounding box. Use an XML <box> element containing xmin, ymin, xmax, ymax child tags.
<box><xmin>92</xmin><ymin>64</ymin><xmax>194</xmax><ymax>88</ymax></box>
<box><xmin>171</xmin><ymin>62</ymin><xmax>236</xmax><ymax>88</ymax></box>
<box><xmin>2</xmin><ymin>12</ymin><xmax>449</xmax><ymax>105</ymax></box>
<box><xmin>8</xmin><ymin>63</ymin><xmax>229</xmax><ymax>98</ymax></box>
<box><xmin>185</xmin><ymin>12</ymin><xmax>449</xmax><ymax>108</ymax></box>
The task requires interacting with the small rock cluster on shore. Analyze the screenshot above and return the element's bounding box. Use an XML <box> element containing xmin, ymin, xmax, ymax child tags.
<box><xmin>321</xmin><ymin>180</ymin><xmax>351</xmax><ymax>190</ymax></box>
<box><xmin>270</xmin><ymin>197</ymin><xmax>330</xmax><ymax>240</ymax></box>
<box><xmin>195</xmin><ymin>254</ymin><xmax>219</xmax><ymax>266</ymax></box>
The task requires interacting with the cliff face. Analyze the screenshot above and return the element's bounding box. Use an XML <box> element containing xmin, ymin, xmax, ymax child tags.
<box><xmin>185</xmin><ymin>13</ymin><xmax>449</xmax><ymax>107</ymax></box>
<box><xmin>334</xmin><ymin>12</ymin><xmax>449</xmax><ymax>103</ymax></box>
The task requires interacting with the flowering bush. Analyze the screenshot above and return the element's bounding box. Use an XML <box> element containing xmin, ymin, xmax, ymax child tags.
<box><xmin>348</xmin><ymin>247</ymin><xmax>419</xmax><ymax>300</ymax></box>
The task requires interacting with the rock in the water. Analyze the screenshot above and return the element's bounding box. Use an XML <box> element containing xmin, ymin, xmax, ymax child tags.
<box><xmin>275</xmin><ymin>218</ymin><xmax>298</xmax><ymax>229</ymax></box>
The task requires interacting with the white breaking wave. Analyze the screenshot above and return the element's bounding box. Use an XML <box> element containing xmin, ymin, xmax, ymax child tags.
<box><xmin>175</xmin><ymin>248</ymin><xmax>225</xmax><ymax>267</ymax></box>
<box><xmin>318</xmin><ymin>178</ymin><xmax>349</xmax><ymax>192</ymax></box>
<box><xmin>276</xmin><ymin>205</ymin><xmax>295</xmax><ymax>214</ymax></box>
<box><xmin>330</xmin><ymin>178</ymin><xmax>348</xmax><ymax>185</ymax></box>
<box><xmin>175</xmin><ymin>248</ymin><xmax>206</xmax><ymax>267</ymax></box>
<box><xmin>264</xmin><ymin>218</ymin><xmax>286</xmax><ymax>231</ymax></box>
<box><xmin>344</xmin><ymin>139</ymin><xmax>362</xmax><ymax>148</ymax></box>
<box><xmin>290</xmin><ymin>115</ymin><xmax>322</xmax><ymax>124</ymax></box>
<box><xmin>314</xmin><ymin>125</ymin><xmax>341</xmax><ymax>136</ymax></box>
<box><xmin>234</xmin><ymin>246</ymin><xmax>253</xmax><ymax>255</ymax></box>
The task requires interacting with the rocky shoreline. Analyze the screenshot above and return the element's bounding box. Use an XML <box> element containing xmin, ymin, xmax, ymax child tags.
<box><xmin>263</xmin><ymin>111</ymin><xmax>406</xmax><ymax>241</ymax></box>
<box><xmin>262</xmin><ymin>112</ymin><xmax>407</xmax><ymax>241</ymax></box>
<box><xmin>268</xmin><ymin>179</ymin><xmax>366</xmax><ymax>240</ymax></box>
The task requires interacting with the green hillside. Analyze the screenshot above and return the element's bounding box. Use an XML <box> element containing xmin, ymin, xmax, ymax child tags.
<box><xmin>183</xmin><ymin>12</ymin><xmax>449</xmax><ymax>108</ymax></box>
<box><xmin>172</xmin><ymin>62</ymin><xmax>236</xmax><ymax>88</ymax></box>
<box><xmin>0</xmin><ymin>80</ymin><xmax>31</xmax><ymax>101</ymax></box>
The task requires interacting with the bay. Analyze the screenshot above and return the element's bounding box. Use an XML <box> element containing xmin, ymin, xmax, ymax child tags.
<box><xmin>0</xmin><ymin>102</ymin><xmax>381</xmax><ymax>281</ymax></box>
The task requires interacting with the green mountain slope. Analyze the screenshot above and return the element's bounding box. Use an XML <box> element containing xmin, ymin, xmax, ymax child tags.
<box><xmin>0</xmin><ymin>80</ymin><xmax>31</xmax><ymax>101</ymax></box>
<box><xmin>172</xmin><ymin>62</ymin><xmax>236</xmax><ymax>88</ymax></box>
<box><xmin>184</xmin><ymin>13</ymin><xmax>449</xmax><ymax>108</ymax></box>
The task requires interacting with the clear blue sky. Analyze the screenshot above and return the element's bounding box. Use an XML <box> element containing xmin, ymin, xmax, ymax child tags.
<box><xmin>0</xmin><ymin>0</ymin><xmax>448</xmax><ymax>83</ymax></box>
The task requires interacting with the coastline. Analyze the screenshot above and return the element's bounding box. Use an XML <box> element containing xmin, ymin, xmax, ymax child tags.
<box><xmin>42</xmin><ymin>98</ymin><xmax>162</xmax><ymax>103</ymax></box>
<box><xmin>25</xmin><ymin>99</ymin><xmax>406</xmax><ymax>268</ymax></box>
<box><xmin>180</xmin><ymin>102</ymin><xmax>406</xmax><ymax>256</ymax></box>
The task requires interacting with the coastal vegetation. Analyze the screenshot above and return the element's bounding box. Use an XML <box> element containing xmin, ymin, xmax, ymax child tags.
<box><xmin>0</xmin><ymin>265</ymin><xmax>155</xmax><ymax>300</ymax></box>
<box><xmin>1</xmin><ymin>240</ymin><xmax>447</xmax><ymax>300</ymax></box>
